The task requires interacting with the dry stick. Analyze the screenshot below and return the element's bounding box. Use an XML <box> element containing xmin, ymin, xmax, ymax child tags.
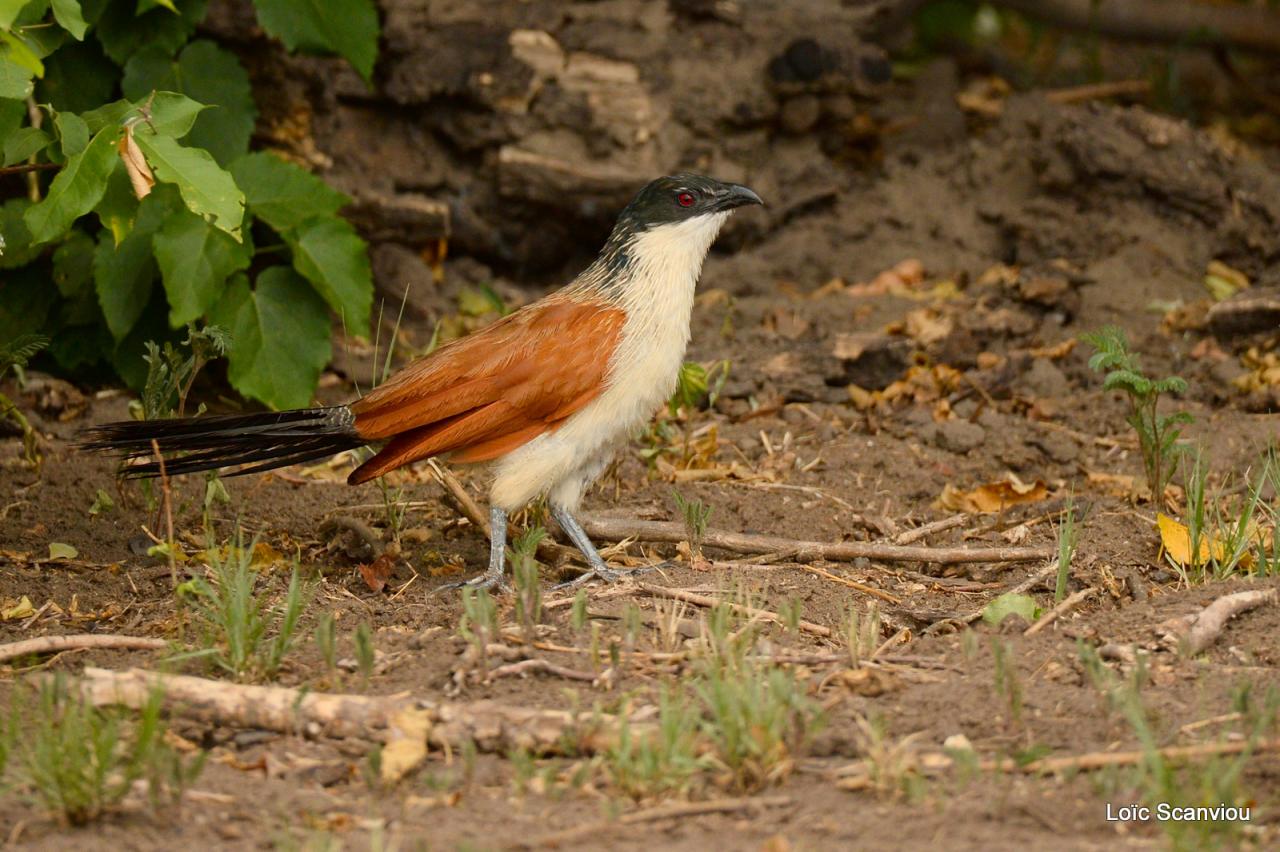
<box><xmin>923</xmin><ymin>561</ymin><xmax>1060</xmax><ymax>635</ymax></box>
<box><xmin>893</xmin><ymin>513</ymin><xmax>968</xmax><ymax>545</ymax></box>
<box><xmin>1024</xmin><ymin>587</ymin><xmax>1098</xmax><ymax>637</ymax></box>
<box><xmin>486</xmin><ymin>657</ymin><xmax>600</xmax><ymax>684</ymax></box>
<box><xmin>1164</xmin><ymin>588</ymin><xmax>1278</xmax><ymax>656</ymax></box>
<box><xmin>427</xmin><ymin>459</ymin><xmax>574</xmax><ymax>564</ymax></box>
<box><xmin>0</xmin><ymin>162</ymin><xmax>59</xmax><ymax>176</ymax></box>
<box><xmin>0</xmin><ymin>635</ymin><xmax>166</xmax><ymax>665</ymax></box>
<box><xmin>581</xmin><ymin>517</ymin><xmax>1050</xmax><ymax>565</ymax></box>
<box><xmin>636</xmin><ymin>582</ymin><xmax>832</xmax><ymax>638</ymax></box>
<box><xmin>525</xmin><ymin>795</ymin><xmax>793</xmax><ymax>849</ymax></box>
<box><xmin>72</xmin><ymin>667</ymin><xmax>623</xmax><ymax>754</ymax></box>
<box><xmin>798</xmin><ymin>563</ymin><xmax>900</xmax><ymax>605</ymax></box>
<box><xmin>836</xmin><ymin>739</ymin><xmax>1280</xmax><ymax>790</ymax></box>
<box><xmin>1045</xmin><ymin>79</ymin><xmax>1152</xmax><ymax>104</ymax></box>
<box><xmin>150</xmin><ymin>439</ymin><xmax>178</xmax><ymax>588</ymax></box>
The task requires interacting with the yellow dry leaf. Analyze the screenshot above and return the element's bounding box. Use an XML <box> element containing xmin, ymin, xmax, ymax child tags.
<box><xmin>118</xmin><ymin>125</ymin><xmax>154</xmax><ymax>199</ymax></box>
<box><xmin>1203</xmin><ymin>260</ymin><xmax>1248</xmax><ymax>302</ymax></box>
<box><xmin>1156</xmin><ymin>513</ymin><xmax>1268</xmax><ymax>569</ymax></box>
<box><xmin>938</xmin><ymin>475</ymin><xmax>1049</xmax><ymax>514</ymax></box>
<box><xmin>903</xmin><ymin>309</ymin><xmax>953</xmax><ymax>345</ymax></box>
<box><xmin>2</xmin><ymin>595</ymin><xmax>35</xmax><ymax>620</ymax></box>
<box><xmin>380</xmin><ymin>708</ymin><xmax>433</xmax><ymax>783</ymax></box>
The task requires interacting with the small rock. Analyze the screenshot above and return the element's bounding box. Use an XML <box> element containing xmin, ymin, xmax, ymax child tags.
<box><xmin>934</xmin><ymin>419</ymin><xmax>985</xmax><ymax>454</ymax></box>
<box><xmin>779</xmin><ymin>95</ymin><xmax>821</xmax><ymax>134</ymax></box>
<box><xmin>1022</xmin><ymin>359</ymin><xmax>1070</xmax><ymax>399</ymax></box>
<box><xmin>1031</xmin><ymin>430</ymin><xmax>1078</xmax><ymax>464</ymax></box>
<box><xmin>1208</xmin><ymin>359</ymin><xmax>1247</xmax><ymax>387</ymax></box>
<box><xmin>831</xmin><ymin>333</ymin><xmax>911</xmax><ymax>390</ymax></box>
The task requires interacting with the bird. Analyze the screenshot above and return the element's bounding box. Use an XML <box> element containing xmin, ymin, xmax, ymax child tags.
<box><xmin>82</xmin><ymin>173</ymin><xmax>763</xmax><ymax>590</ymax></box>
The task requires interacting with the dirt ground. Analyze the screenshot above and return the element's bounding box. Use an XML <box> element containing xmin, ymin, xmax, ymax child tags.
<box><xmin>4</xmin><ymin>3</ymin><xmax>1280</xmax><ymax>850</ymax></box>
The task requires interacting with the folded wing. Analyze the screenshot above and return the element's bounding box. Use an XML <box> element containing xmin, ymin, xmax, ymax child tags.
<box><xmin>348</xmin><ymin>298</ymin><xmax>625</xmax><ymax>484</ymax></box>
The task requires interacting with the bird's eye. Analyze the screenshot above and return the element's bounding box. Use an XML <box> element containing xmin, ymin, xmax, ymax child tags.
<box><xmin>676</xmin><ymin>191</ymin><xmax>695</xmax><ymax>208</ymax></box>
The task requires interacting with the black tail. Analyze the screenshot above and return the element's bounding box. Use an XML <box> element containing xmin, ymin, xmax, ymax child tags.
<box><xmin>80</xmin><ymin>406</ymin><xmax>366</xmax><ymax>478</ymax></box>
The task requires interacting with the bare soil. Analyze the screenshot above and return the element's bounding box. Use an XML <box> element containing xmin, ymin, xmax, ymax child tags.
<box><xmin>4</xmin><ymin>3</ymin><xmax>1280</xmax><ymax>849</ymax></box>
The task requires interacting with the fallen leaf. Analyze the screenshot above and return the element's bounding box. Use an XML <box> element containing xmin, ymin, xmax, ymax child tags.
<box><xmin>2</xmin><ymin>596</ymin><xmax>35</xmax><ymax>620</ymax></box>
<box><xmin>88</xmin><ymin>489</ymin><xmax>115</xmax><ymax>516</ymax></box>
<box><xmin>1204</xmin><ymin>260</ymin><xmax>1248</xmax><ymax>302</ymax></box>
<box><xmin>380</xmin><ymin>708</ymin><xmax>433</xmax><ymax>783</ymax></box>
<box><xmin>938</xmin><ymin>475</ymin><xmax>1048</xmax><ymax>514</ymax></box>
<box><xmin>1087</xmin><ymin>471</ymin><xmax>1139</xmax><ymax>499</ymax></box>
<box><xmin>48</xmin><ymin>542</ymin><xmax>78</xmax><ymax>560</ymax></box>
<box><xmin>358</xmin><ymin>552</ymin><xmax>396</xmax><ymax>593</ymax></box>
<box><xmin>1156</xmin><ymin>513</ymin><xmax>1266</xmax><ymax>569</ymax></box>
<box><xmin>902</xmin><ymin>308</ymin><xmax>953</xmax><ymax>345</ymax></box>
<box><xmin>982</xmin><ymin>592</ymin><xmax>1040</xmax><ymax>626</ymax></box>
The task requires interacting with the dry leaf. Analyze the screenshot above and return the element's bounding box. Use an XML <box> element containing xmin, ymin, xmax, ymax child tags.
<box><xmin>938</xmin><ymin>474</ymin><xmax>1048</xmax><ymax>514</ymax></box>
<box><xmin>118</xmin><ymin>126</ymin><xmax>154</xmax><ymax>199</ymax></box>
<box><xmin>846</xmin><ymin>258</ymin><xmax>925</xmax><ymax>297</ymax></box>
<box><xmin>902</xmin><ymin>308</ymin><xmax>953</xmax><ymax>345</ymax></box>
<box><xmin>1156</xmin><ymin>513</ymin><xmax>1268</xmax><ymax>569</ymax></box>
<box><xmin>358</xmin><ymin>552</ymin><xmax>396</xmax><ymax>593</ymax></box>
<box><xmin>381</xmin><ymin>708</ymin><xmax>433</xmax><ymax>783</ymax></box>
<box><xmin>1204</xmin><ymin>260</ymin><xmax>1248</xmax><ymax>302</ymax></box>
<box><xmin>2</xmin><ymin>596</ymin><xmax>35</xmax><ymax>620</ymax></box>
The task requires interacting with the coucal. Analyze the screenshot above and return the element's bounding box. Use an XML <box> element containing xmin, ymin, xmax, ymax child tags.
<box><xmin>83</xmin><ymin>174</ymin><xmax>763</xmax><ymax>589</ymax></box>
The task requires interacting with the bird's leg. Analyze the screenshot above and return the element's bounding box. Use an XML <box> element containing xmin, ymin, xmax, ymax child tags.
<box><xmin>438</xmin><ymin>505</ymin><xmax>511</xmax><ymax>593</ymax></box>
<box><xmin>551</xmin><ymin>505</ymin><xmax>627</xmax><ymax>588</ymax></box>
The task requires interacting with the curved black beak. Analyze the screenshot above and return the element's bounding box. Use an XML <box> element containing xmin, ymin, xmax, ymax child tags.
<box><xmin>713</xmin><ymin>183</ymin><xmax>764</xmax><ymax>212</ymax></box>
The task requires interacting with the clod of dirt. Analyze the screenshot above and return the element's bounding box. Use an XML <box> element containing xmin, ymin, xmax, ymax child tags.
<box><xmin>829</xmin><ymin>333</ymin><xmax>911</xmax><ymax>390</ymax></box>
<box><xmin>1208</xmin><ymin>285</ymin><xmax>1280</xmax><ymax>338</ymax></box>
<box><xmin>933</xmin><ymin>419</ymin><xmax>986</xmax><ymax>454</ymax></box>
<box><xmin>1022</xmin><ymin>359</ymin><xmax>1071</xmax><ymax>399</ymax></box>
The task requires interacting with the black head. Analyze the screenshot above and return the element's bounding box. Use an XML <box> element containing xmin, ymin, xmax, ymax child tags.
<box><xmin>615</xmin><ymin>173</ymin><xmax>763</xmax><ymax>232</ymax></box>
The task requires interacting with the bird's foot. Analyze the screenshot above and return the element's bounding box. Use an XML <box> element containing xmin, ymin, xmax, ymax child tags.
<box><xmin>435</xmin><ymin>571</ymin><xmax>511</xmax><ymax>595</ymax></box>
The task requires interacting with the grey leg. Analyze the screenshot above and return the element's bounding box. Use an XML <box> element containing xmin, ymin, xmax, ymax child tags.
<box><xmin>439</xmin><ymin>505</ymin><xmax>511</xmax><ymax>593</ymax></box>
<box><xmin>551</xmin><ymin>505</ymin><xmax>626</xmax><ymax>588</ymax></box>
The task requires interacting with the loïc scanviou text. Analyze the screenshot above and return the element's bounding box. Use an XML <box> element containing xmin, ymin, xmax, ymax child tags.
<box><xmin>1106</xmin><ymin>803</ymin><xmax>1251</xmax><ymax>822</ymax></box>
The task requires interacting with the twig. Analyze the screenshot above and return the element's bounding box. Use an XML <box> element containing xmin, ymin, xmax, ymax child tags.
<box><xmin>1024</xmin><ymin>587</ymin><xmax>1098</xmax><ymax>636</ymax></box>
<box><xmin>151</xmin><ymin>440</ymin><xmax>178</xmax><ymax>588</ymax></box>
<box><xmin>486</xmin><ymin>657</ymin><xmax>603</xmax><ymax>684</ymax></box>
<box><xmin>0</xmin><ymin>635</ymin><xmax>166</xmax><ymax>665</ymax></box>
<box><xmin>1161</xmin><ymin>589</ymin><xmax>1278</xmax><ymax>656</ymax></box>
<box><xmin>797</xmin><ymin>563</ymin><xmax>901</xmax><ymax>604</ymax></box>
<box><xmin>69</xmin><ymin>667</ymin><xmax>624</xmax><ymax>754</ymax></box>
<box><xmin>1045</xmin><ymin>79</ymin><xmax>1151</xmax><ymax>104</ymax></box>
<box><xmin>581</xmin><ymin>517</ymin><xmax>1051</xmax><ymax>565</ymax></box>
<box><xmin>836</xmin><ymin>739</ymin><xmax>1280</xmax><ymax>790</ymax></box>
<box><xmin>636</xmin><ymin>582</ymin><xmax>832</xmax><ymax>638</ymax></box>
<box><xmin>524</xmin><ymin>795</ymin><xmax>793</xmax><ymax>849</ymax></box>
<box><xmin>893</xmin><ymin>514</ymin><xmax>967</xmax><ymax>545</ymax></box>
<box><xmin>923</xmin><ymin>561</ymin><xmax>1059</xmax><ymax>635</ymax></box>
<box><xmin>0</xmin><ymin>162</ymin><xmax>58</xmax><ymax>176</ymax></box>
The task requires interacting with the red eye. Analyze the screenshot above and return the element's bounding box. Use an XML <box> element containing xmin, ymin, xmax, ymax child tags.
<box><xmin>677</xmin><ymin>191</ymin><xmax>695</xmax><ymax>207</ymax></box>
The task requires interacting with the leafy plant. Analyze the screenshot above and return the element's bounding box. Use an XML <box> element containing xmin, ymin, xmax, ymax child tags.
<box><xmin>604</xmin><ymin>689</ymin><xmax>705</xmax><ymax>801</ymax></box>
<box><xmin>353</xmin><ymin>620</ymin><xmax>376</xmax><ymax>683</ymax></box>
<box><xmin>174</xmin><ymin>535</ymin><xmax>310</xmax><ymax>681</ymax></box>
<box><xmin>0</xmin><ymin>332</ymin><xmax>49</xmax><ymax>463</ymax></box>
<box><xmin>6</xmin><ymin>676</ymin><xmax>204</xmax><ymax>825</ymax></box>
<box><xmin>671</xmin><ymin>489</ymin><xmax>713</xmax><ymax>558</ymax></box>
<box><xmin>1054</xmin><ymin>495</ymin><xmax>1079</xmax><ymax>603</ymax></box>
<box><xmin>458</xmin><ymin>587</ymin><xmax>498</xmax><ymax>679</ymax></box>
<box><xmin>1082</xmin><ymin>326</ymin><xmax>1192</xmax><ymax>499</ymax></box>
<box><xmin>0</xmin><ymin>0</ymin><xmax>379</xmax><ymax>408</ymax></box>
<box><xmin>508</xmin><ymin>524</ymin><xmax>546</xmax><ymax>640</ymax></box>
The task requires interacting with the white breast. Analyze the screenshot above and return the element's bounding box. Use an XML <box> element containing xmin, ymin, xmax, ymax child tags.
<box><xmin>489</xmin><ymin>212</ymin><xmax>729</xmax><ymax>512</ymax></box>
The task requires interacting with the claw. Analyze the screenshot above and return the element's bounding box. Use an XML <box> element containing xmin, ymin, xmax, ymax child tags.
<box><xmin>435</xmin><ymin>571</ymin><xmax>511</xmax><ymax>595</ymax></box>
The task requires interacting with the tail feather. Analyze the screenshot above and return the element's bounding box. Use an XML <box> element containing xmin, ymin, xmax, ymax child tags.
<box><xmin>80</xmin><ymin>406</ymin><xmax>365</xmax><ymax>478</ymax></box>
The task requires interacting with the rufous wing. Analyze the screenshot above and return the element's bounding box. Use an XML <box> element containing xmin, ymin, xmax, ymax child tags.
<box><xmin>347</xmin><ymin>297</ymin><xmax>625</xmax><ymax>484</ymax></box>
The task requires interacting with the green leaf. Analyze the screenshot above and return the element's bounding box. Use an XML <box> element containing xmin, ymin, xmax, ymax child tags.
<box><xmin>133</xmin><ymin>130</ymin><xmax>245</xmax><ymax>237</ymax></box>
<box><xmin>23</xmin><ymin>124</ymin><xmax>117</xmax><ymax>244</ymax></box>
<box><xmin>285</xmin><ymin>216</ymin><xmax>371</xmax><ymax>331</ymax></box>
<box><xmin>153</xmin><ymin>208</ymin><xmax>251</xmax><ymax>326</ymax></box>
<box><xmin>2</xmin><ymin>126</ymin><xmax>50</xmax><ymax>166</ymax></box>
<box><xmin>0</xmin><ymin>30</ymin><xmax>43</xmax><ymax>78</ymax></box>
<box><xmin>0</xmin><ymin>57</ymin><xmax>33</xmax><ymax>99</ymax></box>
<box><xmin>0</xmin><ymin>0</ymin><xmax>31</xmax><ymax>29</ymax></box>
<box><xmin>0</xmin><ymin>263</ymin><xmax>57</xmax><ymax>342</ymax></box>
<box><xmin>137</xmin><ymin>0</ymin><xmax>178</xmax><ymax>11</ymax></box>
<box><xmin>81</xmin><ymin>97</ymin><xmax>133</xmax><ymax>133</ymax></box>
<box><xmin>89</xmin><ymin>488</ymin><xmax>115</xmax><ymax>515</ymax></box>
<box><xmin>229</xmin><ymin>151</ymin><xmax>347</xmax><ymax>231</ymax></box>
<box><xmin>51</xmin><ymin>0</ymin><xmax>89</xmax><ymax>39</ymax></box>
<box><xmin>253</xmin><ymin>0</ymin><xmax>379</xmax><ymax>83</ymax></box>
<box><xmin>94</xmin><ymin>161</ymin><xmax>138</xmax><ymax>240</ymax></box>
<box><xmin>982</xmin><ymin>592</ymin><xmax>1042</xmax><ymax>626</ymax></box>
<box><xmin>212</xmin><ymin>267</ymin><xmax>331</xmax><ymax>409</ymax></box>
<box><xmin>52</xmin><ymin>229</ymin><xmax>94</xmax><ymax>297</ymax></box>
<box><xmin>93</xmin><ymin>187</ymin><xmax>173</xmax><ymax>338</ymax></box>
<box><xmin>93</xmin><ymin>0</ymin><xmax>206</xmax><ymax>64</ymax></box>
<box><xmin>48</xmin><ymin>541</ymin><xmax>78</xmax><ymax>559</ymax></box>
<box><xmin>0</xmin><ymin>95</ymin><xmax>22</xmax><ymax>137</ymax></box>
<box><xmin>54</xmin><ymin>108</ymin><xmax>88</xmax><ymax>156</ymax></box>
<box><xmin>122</xmin><ymin>40</ymin><xmax>255</xmax><ymax>164</ymax></box>
<box><xmin>146</xmin><ymin>90</ymin><xmax>207</xmax><ymax>138</ymax></box>
<box><xmin>0</xmin><ymin>197</ymin><xmax>39</xmax><ymax>268</ymax></box>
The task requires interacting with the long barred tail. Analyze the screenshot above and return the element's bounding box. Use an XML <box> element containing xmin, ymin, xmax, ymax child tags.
<box><xmin>79</xmin><ymin>406</ymin><xmax>366</xmax><ymax>478</ymax></box>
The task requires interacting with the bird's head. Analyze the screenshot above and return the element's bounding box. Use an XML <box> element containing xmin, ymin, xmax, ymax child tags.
<box><xmin>599</xmin><ymin>174</ymin><xmax>763</xmax><ymax>276</ymax></box>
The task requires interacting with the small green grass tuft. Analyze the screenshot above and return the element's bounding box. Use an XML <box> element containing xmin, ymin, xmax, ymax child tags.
<box><xmin>1054</xmin><ymin>495</ymin><xmax>1080</xmax><ymax>603</ymax></box>
<box><xmin>5</xmin><ymin>677</ymin><xmax>205</xmax><ymax>825</ymax></box>
<box><xmin>1082</xmin><ymin>325</ymin><xmax>1191</xmax><ymax>500</ymax></box>
<box><xmin>173</xmin><ymin>535</ymin><xmax>310</xmax><ymax>682</ymax></box>
<box><xmin>604</xmin><ymin>690</ymin><xmax>705</xmax><ymax>801</ymax></box>
<box><xmin>509</xmin><ymin>525</ymin><xmax>547</xmax><ymax>640</ymax></box>
<box><xmin>671</xmin><ymin>490</ymin><xmax>713</xmax><ymax>558</ymax></box>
